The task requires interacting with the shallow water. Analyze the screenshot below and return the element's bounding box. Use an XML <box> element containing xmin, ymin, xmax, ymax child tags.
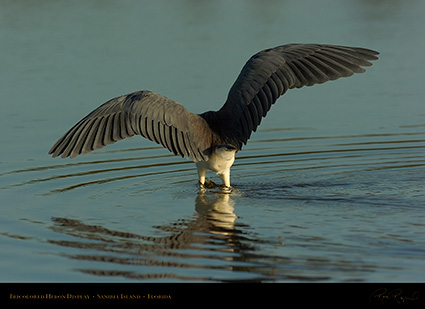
<box><xmin>1</xmin><ymin>0</ymin><xmax>425</xmax><ymax>282</ymax></box>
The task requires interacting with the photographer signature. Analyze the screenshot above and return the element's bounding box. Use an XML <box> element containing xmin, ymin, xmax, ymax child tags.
<box><xmin>369</xmin><ymin>288</ymin><xmax>419</xmax><ymax>304</ymax></box>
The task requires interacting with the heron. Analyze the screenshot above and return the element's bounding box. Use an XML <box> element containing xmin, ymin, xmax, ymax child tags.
<box><xmin>49</xmin><ymin>44</ymin><xmax>379</xmax><ymax>189</ymax></box>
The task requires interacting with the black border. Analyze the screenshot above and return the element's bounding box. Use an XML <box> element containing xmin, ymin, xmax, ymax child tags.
<box><xmin>2</xmin><ymin>283</ymin><xmax>424</xmax><ymax>306</ymax></box>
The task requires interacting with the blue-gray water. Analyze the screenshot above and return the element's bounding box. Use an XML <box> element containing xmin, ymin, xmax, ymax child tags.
<box><xmin>1</xmin><ymin>0</ymin><xmax>425</xmax><ymax>282</ymax></box>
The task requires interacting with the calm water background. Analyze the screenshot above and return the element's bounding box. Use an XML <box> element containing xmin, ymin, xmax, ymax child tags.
<box><xmin>1</xmin><ymin>0</ymin><xmax>425</xmax><ymax>282</ymax></box>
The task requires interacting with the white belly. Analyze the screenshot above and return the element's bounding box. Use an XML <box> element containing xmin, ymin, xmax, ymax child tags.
<box><xmin>206</xmin><ymin>151</ymin><xmax>235</xmax><ymax>174</ymax></box>
<box><xmin>196</xmin><ymin>146</ymin><xmax>237</xmax><ymax>187</ymax></box>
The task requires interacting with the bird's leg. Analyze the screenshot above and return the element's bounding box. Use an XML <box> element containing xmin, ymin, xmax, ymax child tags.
<box><xmin>218</xmin><ymin>170</ymin><xmax>233</xmax><ymax>194</ymax></box>
<box><xmin>196</xmin><ymin>159</ymin><xmax>232</xmax><ymax>190</ymax></box>
<box><xmin>196</xmin><ymin>163</ymin><xmax>207</xmax><ymax>188</ymax></box>
<box><xmin>219</xmin><ymin>169</ymin><xmax>231</xmax><ymax>188</ymax></box>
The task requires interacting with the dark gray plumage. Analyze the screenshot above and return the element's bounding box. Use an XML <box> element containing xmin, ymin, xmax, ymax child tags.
<box><xmin>49</xmin><ymin>44</ymin><xmax>379</xmax><ymax>188</ymax></box>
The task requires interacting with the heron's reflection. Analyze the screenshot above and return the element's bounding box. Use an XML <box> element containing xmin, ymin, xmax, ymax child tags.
<box><xmin>195</xmin><ymin>190</ymin><xmax>238</xmax><ymax>232</ymax></box>
<box><xmin>48</xmin><ymin>191</ymin><xmax>263</xmax><ymax>281</ymax></box>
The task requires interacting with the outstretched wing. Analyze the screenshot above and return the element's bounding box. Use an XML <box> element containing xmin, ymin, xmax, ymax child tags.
<box><xmin>49</xmin><ymin>90</ymin><xmax>212</xmax><ymax>161</ymax></box>
<box><xmin>215</xmin><ymin>44</ymin><xmax>379</xmax><ymax>147</ymax></box>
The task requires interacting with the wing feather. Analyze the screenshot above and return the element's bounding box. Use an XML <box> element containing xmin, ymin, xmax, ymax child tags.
<box><xmin>215</xmin><ymin>44</ymin><xmax>379</xmax><ymax>147</ymax></box>
<box><xmin>49</xmin><ymin>90</ymin><xmax>213</xmax><ymax>161</ymax></box>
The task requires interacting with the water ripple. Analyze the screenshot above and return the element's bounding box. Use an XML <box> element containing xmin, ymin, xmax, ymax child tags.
<box><xmin>2</xmin><ymin>131</ymin><xmax>424</xmax><ymax>196</ymax></box>
<box><xmin>1</xmin><ymin>128</ymin><xmax>424</xmax><ymax>282</ymax></box>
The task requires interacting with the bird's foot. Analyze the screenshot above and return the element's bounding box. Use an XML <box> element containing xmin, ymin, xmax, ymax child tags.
<box><xmin>220</xmin><ymin>186</ymin><xmax>233</xmax><ymax>194</ymax></box>
<box><xmin>200</xmin><ymin>179</ymin><xmax>219</xmax><ymax>189</ymax></box>
<box><xmin>199</xmin><ymin>180</ymin><xmax>235</xmax><ymax>194</ymax></box>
